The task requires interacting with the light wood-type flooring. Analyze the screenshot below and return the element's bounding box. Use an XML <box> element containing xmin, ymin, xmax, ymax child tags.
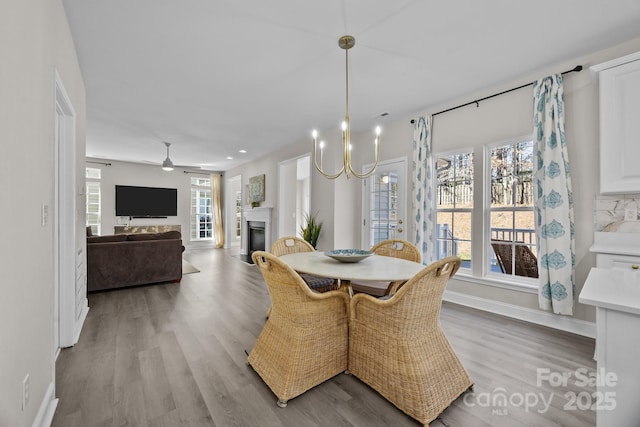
<box><xmin>53</xmin><ymin>248</ymin><xmax>596</xmax><ymax>427</ymax></box>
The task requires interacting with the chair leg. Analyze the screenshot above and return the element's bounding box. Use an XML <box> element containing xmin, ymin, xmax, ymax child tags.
<box><xmin>276</xmin><ymin>399</ymin><xmax>287</xmax><ymax>408</ymax></box>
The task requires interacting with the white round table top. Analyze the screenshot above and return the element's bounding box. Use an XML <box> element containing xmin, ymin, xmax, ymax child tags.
<box><xmin>279</xmin><ymin>251</ymin><xmax>425</xmax><ymax>282</ymax></box>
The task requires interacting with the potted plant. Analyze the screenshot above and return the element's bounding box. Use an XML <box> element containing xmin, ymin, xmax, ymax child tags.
<box><xmin>300</xmin><ymin>211</ymin><xmax>322</xmax><ymax>249</ymax></box>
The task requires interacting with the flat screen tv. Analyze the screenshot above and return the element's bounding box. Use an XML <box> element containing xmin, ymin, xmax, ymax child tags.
<box><xmin>115</xmin><ymin>185</ymin><xmax>177</xmax><ymax>217</ymax></box>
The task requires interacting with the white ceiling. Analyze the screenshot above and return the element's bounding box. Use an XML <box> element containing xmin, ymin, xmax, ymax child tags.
<box><xmin>62</xmin><ymin>0</ymin><xmax>640</xmax><ymax>171</ymax></box>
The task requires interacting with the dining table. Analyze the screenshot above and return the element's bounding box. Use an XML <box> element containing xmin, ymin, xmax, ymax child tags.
<box><xmin>279</xmin><ymin>251</ymin><xmax>425</xmax><ymax>294</ymax></box>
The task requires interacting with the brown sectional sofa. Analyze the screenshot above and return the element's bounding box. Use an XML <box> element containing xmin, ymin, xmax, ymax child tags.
<box><xmin>87</xmin><ymin>230</ymin><xmax>183</xmax><ymax>292</ymax></box>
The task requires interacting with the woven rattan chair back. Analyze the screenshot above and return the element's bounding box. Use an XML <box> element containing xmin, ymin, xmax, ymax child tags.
<box><xmin>351</xmin><ymin>239</ymin><xmax>421</xmax><ymax>296</ymax></box>
<box><xmin>370</xmin><ymin>239</ymin><xmax>421</xmax><ymax>263</ymax></box>
<box><xmin>270</xmin><ymin>236</ymin><xmax>315</xmax><ymax>257</ymax></box>
<box><xmin>364</xmin><ymin>256</ymin><xmax>461</xmax><ymax>339</ymax></box>
<box><xmin>269</xmin><ymin>236</ymin><xmax>337</xmax><ymax>295</ymax></box>
<box><xmin>253</xmin><ymin>251</ymin><xmax>331</xmax><ymax>317</ymax></box>
<box><xmin>249</xmin><ymin>251</ymin><xmax>349</xmax><ymax>408</ymax></box>
<box><xmin>348</xmin><ymin>256</ymin><xmax>472</xmax><ymax>425</ymax></box>
<box><xmin>491</xmin><ymin>240</ymin><xmax>539</xmax><ymax>278</ymax></box>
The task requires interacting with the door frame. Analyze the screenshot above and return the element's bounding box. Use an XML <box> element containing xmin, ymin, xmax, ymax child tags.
<box><xmin>224</xmin><ymin>174</ymin><xmax>242</xmax><ymax>248</ymax></box>
<box><xmin>277</xmin><ymin>154</ymin><xmax>311</xmax><ymax>239</ymax></box>
<box><xmin>54</xmin><ymin>70</ymin><xmax>86</xmax><ymax>350</ymax></box>
<box><xmin>361</xmin><ymin>157</ymin><xmax>407</xmax><ymax>249</ymax></box>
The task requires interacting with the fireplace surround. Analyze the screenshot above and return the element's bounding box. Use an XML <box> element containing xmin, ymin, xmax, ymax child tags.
<box><xmin>242</xmin><ymin>207</ymin><xmax>272</xmax><ymax>257</ymax></box>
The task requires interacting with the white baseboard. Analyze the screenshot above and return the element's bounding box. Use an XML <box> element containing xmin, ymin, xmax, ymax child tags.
<box><xmin>443</xmin><ymin>290</ymin><xmax>596</xmax><ymax>338</ymax></box>
<box><xmin>32</xmin><ymin>382</ymin><xmax>58</xmax><ymax>427</ymax></box>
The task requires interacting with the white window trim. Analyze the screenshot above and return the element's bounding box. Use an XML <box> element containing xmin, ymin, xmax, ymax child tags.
<box><xmin>433</xmin><ymin>138</ymin><xmax>540</xmax><ymax>293</ymax></box>
<box><xmin>85</xmin><ymin>167</ymin><xmax>101</xmax><ymax>236</ymax></box>
<box><xmin>190</xmin><ymin>178</ymin><xmax>213</xmax><ymax>241</ymax></box>
<box><xmin>454</xmin><ymin>270</ymin><xmax>538</xmax><ymax>293</ymax></box>
<box><xmin>434</xmin><ymin>147</ymin><xmax>474</xmax><ymax>271</ymax></box>
<box><xmin>482</xmin><ymin>134</ymin><xmax>537</xmax><ymax>289</ymax></box>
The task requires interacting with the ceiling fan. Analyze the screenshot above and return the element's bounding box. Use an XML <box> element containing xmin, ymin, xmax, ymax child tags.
<box><xmin>162</xmin><ymin>141</ymin><xmax>174</xmax><ymax>171</ymax></box>
<box><xmin>137</xmin><ymin>141</ymin><xmax>201</xmax><ymax>170</ymax></box>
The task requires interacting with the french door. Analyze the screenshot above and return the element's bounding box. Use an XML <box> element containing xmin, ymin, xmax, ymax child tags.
<box><xmin>361</xmin><ymin>158</ymin><xmax>407</xmax><ymax>249</ymax></box>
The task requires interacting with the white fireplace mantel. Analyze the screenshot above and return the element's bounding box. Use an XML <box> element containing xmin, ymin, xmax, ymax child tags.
<box><xmin>242</xmin><ymin>207</ymin><xmax>272</xmax><ymax>255</ymax></box>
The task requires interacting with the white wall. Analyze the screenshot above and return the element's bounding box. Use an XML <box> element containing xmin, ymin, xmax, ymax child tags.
<box><xmin>278</xmin><ymin>159</ymin><xmax>298</xmax><ymax>236</ymax></box>
<box><xmin>0</xmin><ymin>1</ymin><xmax>86</xmax><ymax>426</ymax></box>
<box><xmin>417</xmin><ymin>38</ymin><xmax>640</xmax><ymax>323</ymax></box>
<box><xmin>87</xmin><ymin>158</ymin><xmax>218</xmax><ymax>249</ymax></box>
<box><xmin>225</xmin><ymin>37</ymin><xmax>640</xmax><ymax>325</ymax></box>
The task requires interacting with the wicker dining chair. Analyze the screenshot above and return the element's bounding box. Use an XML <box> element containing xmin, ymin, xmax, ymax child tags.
<box><xmin>270</xmin><ymin>236</ymin><xmax>315</xmax><ymax>256</ymax></box>
<box><xmin>348</xmin><ymin>256</ymin><xmax>472</xmax><ymax>426</ymax></box>
<box><xmin>491</xmin><ymin>240</ymin><xmax>539</xmax><ymax>278</ymax></box>
<box><xmin>248</xmin><ymin>251</ymin><xmax>350</xmax><ymax>408</ymax></box>
<box><xmin>270</xmin><ymin>236</ymin><xmax>339</xmax><ymax>293</ymax></box>
<box><xmin>350</xmin><ymin>239</ymin><xmax>421</xmax><ymax>297</ymax></box>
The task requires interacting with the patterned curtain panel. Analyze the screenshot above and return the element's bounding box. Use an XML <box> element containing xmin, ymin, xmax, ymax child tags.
<box><xmin>533</xmin><ymin>75</ymin><xmax>575</xmax><ymax>315</ymax></box>
<box><xmin>211</xmin><ymin>173</ymin><xmax>225</xmax><ymax>248</ymax></box>
<box><xmin>411</xmin><ymin>116</ymin><xmax>435</xmax><ymax>264</ymax></box>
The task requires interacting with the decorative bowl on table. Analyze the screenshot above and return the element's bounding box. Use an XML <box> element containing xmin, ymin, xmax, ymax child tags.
<box><xmin>325</xmin><ymin>249</ymin><xmax>373</xmax><ymax>263</ymax></box>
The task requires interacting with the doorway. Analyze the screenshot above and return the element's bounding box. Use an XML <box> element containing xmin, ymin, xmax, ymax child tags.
<box><xmin>225</xmin><ymin>174</ymin><xmax>242</xmax><ymax>248</ymax></box>
<box><xmin>278</xmin><ymin>155</ymin><xmax>310</xmax><ymax>238</ymax></box>
<box><xmin>361</xmin><ymin>157</ymin><xmax>407</xmax><ymax>249</ymax></box>
<box><xmin>54</xmin><ymin>70</ymin><xmax>87</xmax><ymax>352</ymax></box>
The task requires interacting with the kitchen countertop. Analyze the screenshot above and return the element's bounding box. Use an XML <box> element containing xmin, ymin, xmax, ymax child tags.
<box><xmin>579</xmin><ymin>267</ymin><xmax>640</xmax><ymax>315</ymax></box>
<box><xmin>590</xmin><ymin>231</ymin><xmax>640</xmax><ymax>257</ymax></box>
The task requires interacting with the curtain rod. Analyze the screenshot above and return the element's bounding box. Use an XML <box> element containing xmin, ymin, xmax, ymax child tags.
<box><xmin>410</xmin><ymin>65</ymin><xmax>583</xmax><ymax>123</ymax></box>
<box><xmin>87</xmin><ymin>160</ymin><xmax>111</xmax><ymax>166</ymax></box>
<box><xmin>183</xmin><ymin>170</ymin><xmax>220</xmax><ymax>176</ymax></box>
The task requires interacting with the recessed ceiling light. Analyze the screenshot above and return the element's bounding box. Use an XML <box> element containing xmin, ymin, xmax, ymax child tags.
<box><xmin>226</xmin><ymin>156</ymin><xmax>233</xmax><ymax>160</ymax></box>
<box><xmin>239</xmin><ymin>149</ymin><xmax>247</xmax><ymax>154</ymax></box>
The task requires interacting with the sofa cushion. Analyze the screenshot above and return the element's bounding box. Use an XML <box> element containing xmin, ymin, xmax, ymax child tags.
<box><xmin>127</xmin><ymin>231</ymin><xmax>181</xmax><ymax>241</ymax></box>
<box><xmin>87</xmin><ymin>234</ymin><xmax>127</xmax><ymax>243</ymax></box>
<box><xmin>157</xmin><ymin>230</ymin><xmax>182</xmax><ymax>240</ymax></box>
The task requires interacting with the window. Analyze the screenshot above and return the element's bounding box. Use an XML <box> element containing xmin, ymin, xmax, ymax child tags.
<box><xmin>432</xmin><ymin>136</ymin><xmax>537</xmax><ymax>288</ymax></box>
<box><xmin>191</xmin><ymin>177</ymin><xmax>213</xmax><ymax>241</ymax></box>
<box><xmin>488</xmin><ymin>138</ymin><xmax>537</xmax><ymax>278</ymax></box>
<box><xmin>235</xmin><ymin>190</ymin><xmax>242</xmax><ymax>239</ymax></box>
<box><xmin>368</xmin><ymin>172</ymin><xmax>398</xmax><ymax>246</ymax></box>
<box><xmin>435</xmin><ymin>151</ymin><xmax>473</xmax><ymax>269</ymax></box>
<box><xmin>85</xmin><ymin>167</ymin><xmax>101</xmax><ymax>235</ymax></box>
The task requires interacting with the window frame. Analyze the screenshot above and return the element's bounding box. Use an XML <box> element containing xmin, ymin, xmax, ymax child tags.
<box><xmin>190</xmin><ymin>177</ymin><xmax>213</xmax><ymax>242</ymax></box>
<box><xmin>430</xmin><ymin>137</ymin><xmax>538</xmax><ymax>293</ymax></box>
<box><xmin>85</xmin><ymin>167</ymin><xmax>101</xmax><ymax>236</ymax></box>
<box><xmin>434</xmin><ymin>147</ymin><xmax>474</xmax><ymax>272</ymax></box>
<box><xmin>483</xmin><ymin>135</ymin><xmax>538</xmax><ymax>290</ymax></box>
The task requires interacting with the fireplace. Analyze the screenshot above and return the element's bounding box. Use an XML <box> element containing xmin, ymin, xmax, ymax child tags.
<box><xmin>242</xmin><ymin>207</ymin><xmax>272</xmax><ymax>261</ymax></box>
<box><xmin>248</xmin><ymin>221</ymin><xmax>266</xmax><ymax>256</ymax></box>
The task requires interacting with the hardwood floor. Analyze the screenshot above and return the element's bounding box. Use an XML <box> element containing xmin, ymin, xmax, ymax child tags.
<box><xmin>53</xmin><ymin>248</ymin><xmax>596</xmax><ymax>427</ymax></box>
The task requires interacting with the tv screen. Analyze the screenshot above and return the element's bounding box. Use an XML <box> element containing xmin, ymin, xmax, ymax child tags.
<box><xmin>115</xmin><ymin>185</ymin><xmax>177</xmax><ymax>217</ymax></box>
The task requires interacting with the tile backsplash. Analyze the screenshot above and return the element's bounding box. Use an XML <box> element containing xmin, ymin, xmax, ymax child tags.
<box><xmin>594</xmin><ymin>194</ymin><xmax>640</xmax><ymax>232</ymax></box>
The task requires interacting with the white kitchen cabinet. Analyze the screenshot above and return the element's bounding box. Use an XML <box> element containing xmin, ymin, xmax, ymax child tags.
<box><xmin>584</xmin><ymin>232</ymin><xmax>640</xmax><ymax>426</ymax></box>
<box><xmin>579</xmin><ymin>267</ymin><xmax>640</xmax><ymax>426</ymax></box>
<box><xmin>591</xmin><ymin>52</ymin><xmax>640</xmax><ymax>194</ymax></box>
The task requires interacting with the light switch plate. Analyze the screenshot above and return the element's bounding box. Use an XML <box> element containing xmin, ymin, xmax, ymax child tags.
<box><xmin>41</xmin><ymin>204</ymin><xmax>49</xmax><ymax>227</ymax></box>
